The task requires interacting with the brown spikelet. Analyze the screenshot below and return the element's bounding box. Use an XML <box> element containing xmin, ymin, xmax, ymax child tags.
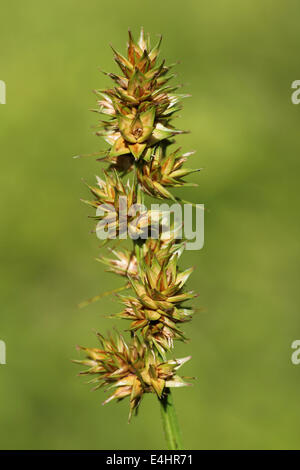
<box><xmin>74</xmin><ymin>332</ymin><xmax>191</xmax><ymax>420</ymax></box>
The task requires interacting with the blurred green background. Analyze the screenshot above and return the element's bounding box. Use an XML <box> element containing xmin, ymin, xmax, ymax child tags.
<box><xmin>1</xmin><ymin>0</ymin><xmax>300</xmax><ymax>450</ymax></box>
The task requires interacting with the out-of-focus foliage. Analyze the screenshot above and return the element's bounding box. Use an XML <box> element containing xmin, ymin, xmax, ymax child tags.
<box><xmin>0</xmin><ymin>0</ymin><xmax>300</xmax><ymax>450</ymax></box>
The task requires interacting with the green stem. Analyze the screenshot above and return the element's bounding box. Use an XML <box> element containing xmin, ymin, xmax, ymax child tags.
<box><xmin>134</xmin><ymin>169</ymin><xmax>183</xmax><ymax>449</ymax></box>
<box><xmin>134</xmin><ymin>177</ymin><xmax>145</xmax><ymax>270</ymax></box>
<box><xmin>160</xmin><ymin>390</ymin><xmax>183</xmax><ymax>450</ymax></box>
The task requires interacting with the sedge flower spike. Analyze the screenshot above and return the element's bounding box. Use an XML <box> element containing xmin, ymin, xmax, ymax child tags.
<box><xmin>74</xmin><ymin>29</ymin><xmax>200</xmax><ymax>449</ymax></box>
<box><xmin>74</xmin><ymin>332</ymin><xmax>191</xmax><ymax>421</ymax></box>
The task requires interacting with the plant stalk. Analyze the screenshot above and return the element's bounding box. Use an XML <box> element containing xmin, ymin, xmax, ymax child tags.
<box><xmin>135</xmin><ymin>174</ymin><xmax>183</xmax><ymax>449</ymax></box>
<box><xmin>160</xmin><ymin>390</ymin><xmax>183</xmax><ymax>450</ymax></box>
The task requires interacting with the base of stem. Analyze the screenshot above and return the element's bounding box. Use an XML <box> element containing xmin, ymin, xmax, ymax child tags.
<box><xmin>159</xmin><ymin>389</ymin><xmax>183</xmax><ymax>450</ymax></box>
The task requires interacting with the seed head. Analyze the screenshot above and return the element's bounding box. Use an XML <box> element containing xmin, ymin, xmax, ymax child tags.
<box><xmin>93</xmin><ymin>29</ymin><xmax>186</xmax><ymax>162</ymax></box>
<box><xmin>116</xmin><ymin>242</ymin><xmax>195</xmax><ymax>354</ymax></box>
<box><xmin>74</xmin><ymin>331</ymin><xmax>191</xmax><ymax>421</ymax></box>
<box><xmin>137</xmin><ymin>146</ymin><xmax>199</xmax><ymax>199</ymax></box>
<box><xmin>75</xmin><ymin>29</ymin><xmax>198</xmax><ymax>422</ymax></box>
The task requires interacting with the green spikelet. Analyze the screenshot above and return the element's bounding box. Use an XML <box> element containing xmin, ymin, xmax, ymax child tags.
<box><xmin>74</xmin><ymin>331</ymin><xmax>191</xmax><ymax>421</ymax></box>
<box><xmin>94</xmin><ymin>29</ymin><xmax>188</xmax><ymax>162</ymax></box>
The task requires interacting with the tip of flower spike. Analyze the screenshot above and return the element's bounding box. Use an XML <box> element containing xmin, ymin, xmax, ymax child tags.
<box><xmin>172</xmin><ymin>355</ymin><xmax>192</xmax><ymax>369</ymax></box>
<box><xmin>182</xmin><ymin>150</ymin><xmax>196</xmax><ymax>157</ymax></box>
<box><xmin>73</xmin><ymin>151</ymin><xmax>108</xmax><ymax>159</ymax></box>
<box><xmin>182</xmin><ymin>130</ymin><xmax>191</xmax><ymax>134</ymax></box>
<box><xmin>71</xmin><ymin>359</ymin><xmax>82</xmax><ymax>365</ymax></box>
<box><xmin>102</xmin><ymin>396</ymin><xmax>115</xmax><ymax>406</ymax></box>
<box><xmin>138</xmin><ymin>27</ymin><xmax>145</xmax><ymax>48</ymax></box>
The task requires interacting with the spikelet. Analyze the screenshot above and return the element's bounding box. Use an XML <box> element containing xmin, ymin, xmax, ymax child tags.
<box><xmin>97</xmin><ymin>247</ymin><xmax>139</xmax><ymax>278</ymax></box>
<box><xmin>74</xmin><ymin>332</ymin><xmax>191</xmax><ymax>421</ymax></box>
<box><xmin>95</xmin><ymin>232</ymin><xmax>181</xmax><ymax>279</ymax></box>
<box><xmin>81</xmin><ymin>170</ymin><xmax>137</xmax><ymax>239</ymax></box>
<box><xmin>137</xmin><ymin>146</ymin><xmax>200</xmax><ymax>199</ymax></box>
<box><xmin>116</xmin><ymin>243</ymin><xmax>195</xmax><ymax>354</ymax></box>
<box><xmin>93</xmin><ymin>29</ymin><xmax>187</xmax><ymax>162</ymax></box>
